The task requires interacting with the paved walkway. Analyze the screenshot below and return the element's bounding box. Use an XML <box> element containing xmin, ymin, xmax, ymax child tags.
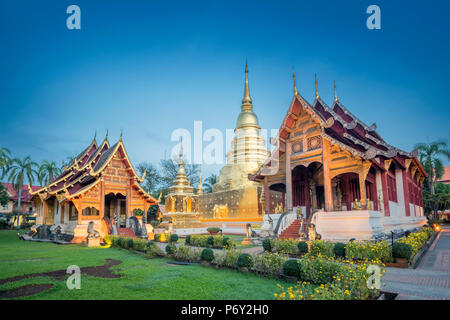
<box><xmin>382</xmin><ymin>227</ymin><xmax>450</xmax><ymax>300</ymax></box>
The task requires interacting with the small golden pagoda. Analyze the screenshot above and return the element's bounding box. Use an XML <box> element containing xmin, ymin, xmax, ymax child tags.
<box><xmin>161</xmin><ymin>143</ymin><xmax>203</xmax><ymax>229</ymax></box>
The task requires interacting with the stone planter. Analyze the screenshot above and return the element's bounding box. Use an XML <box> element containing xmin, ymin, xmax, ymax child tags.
<box><xmin>208</xmin><ymin>231</ymin><xmax>219</xmax><ymax>236</ymax></box>
<box><xmin>394</xmin><ymin>257</ymin><xmax>408</xmax><ymax>264</ymax></box>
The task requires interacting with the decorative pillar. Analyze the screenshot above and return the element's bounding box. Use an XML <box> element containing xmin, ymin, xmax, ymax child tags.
<box><xmin>285</xmin><ymin>141</ymin><xmax>293</xmax><ymax>211</ymax></box>
<box><xmin>99</xmin><ymin>179</ymin><xmax>105</xmax><ymax>219</ymax></box>
<box><xmin>322</xmin><ymin>139</ymin><xmax>333</xmax><ymax>212</ymax></box>
<box><xmin>76</xmin><ymin>198</ymin><xmax>82</xmax><ymax>225</ymax></box>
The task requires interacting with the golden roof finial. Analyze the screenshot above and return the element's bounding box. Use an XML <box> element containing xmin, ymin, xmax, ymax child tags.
<box><xmin>241</xmin><ymin>61</ymin><xmax>253</xmax><ymax>112</ymax></box>
<box><xmin>315</xmin><ymin>73</ymin><xmax>319</xmax><ymax>100</ymax></box>
<box><xmin>105</xmin><ymin>129</ymin><xmax>109</xmax><ymax>140</ymax></box>
<box><xmin>334</xmin><ymin>81</ymin><xmax>338</xmax><ymax>102</ymax></box>
<box><xmin>119</xmin><ymin>129</ymin><xmax>123</xmax><ymax>142</ymax></box>
<box><xmin>293</xmin><ymin>67</ymin><xmax>298</xmax><ymax>96</ymax></box>
<box><xmin>93</xmin><ymin>131</ymin><xmax>97</xmax><ymax>141</ymax></box>
<box><xmin>62</xmin><ymin>160</ymin><xmax>67</xmax><ymax>170</ymax></box>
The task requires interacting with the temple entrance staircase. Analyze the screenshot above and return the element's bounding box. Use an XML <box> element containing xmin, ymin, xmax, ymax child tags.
<box><xmin>117</xmin><ymin>228</ymin><xmax>136</xmax><ymax>238</ymax></box>
<box><xmin>279</xmin><ymin>218</ymin><xmax>308</xmax><ymax>239</ymax></box>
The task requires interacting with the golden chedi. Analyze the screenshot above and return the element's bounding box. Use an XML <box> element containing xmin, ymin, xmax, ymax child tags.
<box><xmin>199</xmin><ymin>64</ymin><xmax>270</xmax><ymax>220</ymax></box>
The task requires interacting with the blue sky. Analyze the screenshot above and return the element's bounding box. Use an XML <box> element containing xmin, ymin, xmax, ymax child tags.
<box><xmin>0</xmin><ymin>0</ymin><xmax>449</xmax><ymax>181</ymax></box>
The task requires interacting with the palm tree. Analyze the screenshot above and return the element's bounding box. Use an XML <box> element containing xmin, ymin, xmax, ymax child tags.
<box><xmin>203</xmin><ymin>174</ymin><xmax>218</xmax><ymax>194</ymax></box>
<box><xmin>0</xmin><ymin>146</ymin><xmax>11</xmax><ymax>179</ymax></box>
<box><xmin>38</xmin><ymin>160</ymin><xmax>62</xmax><ymax>185</ymax></box>
<box><xmin>6</xmin><ymin>156</ymin><xmax>38</xmax><ymax>228</ymax></box>
<box><xmin>35</xmin><ymin>166</ymin><xmax>47</xmax><ymax>186</ymax></box>
<box><xmin>415</xmin><ymin>140</ymin><xmax>450</xmax><ymax>194</ymax></box>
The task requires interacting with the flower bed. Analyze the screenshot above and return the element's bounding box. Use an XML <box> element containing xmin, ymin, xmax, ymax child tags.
<box><xmin>275</xmin><ymin>255</ymin><xmax>385</xmax><ymax>300</ymax></box>
<box><xmin>186</xmin><ymin>234</ymin><xmax>234</xmax><ymax>249</ymax></box>
<box><xmin>345</xmin><ymin>240</ymin><xmax>392</xmax><ymax>263</ymax></box>
<box><xmin>396</xmin><ymin>227</ymin><xmax>434</xmax><ymax>262</ymax></box>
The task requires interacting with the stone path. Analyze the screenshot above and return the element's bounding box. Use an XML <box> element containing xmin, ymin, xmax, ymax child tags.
<box><xmin>382</xmin><ymin>227</ymin><xmax>450</xmax><ymax>300</ymax></box>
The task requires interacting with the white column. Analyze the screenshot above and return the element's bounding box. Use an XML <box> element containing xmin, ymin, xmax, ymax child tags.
<box><xmin>375</xmin><ymin>170</ymin><xmax>384</xmax><ymax>213</ymax></box>
<box><xmin>395</xmin><ymin>169</ymin><xmax>406</xmax><ymax>217</ymax></box>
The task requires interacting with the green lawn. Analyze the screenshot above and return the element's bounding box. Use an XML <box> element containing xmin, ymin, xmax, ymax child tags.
<box><xmin>0</xmin><ymin>230</ymin><xmax>286</xmax><ymax>300</ymax></box>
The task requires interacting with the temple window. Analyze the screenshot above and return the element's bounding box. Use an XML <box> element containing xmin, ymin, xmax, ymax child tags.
<box><xmin>82</xmin><ymin>206</ymin><xmax>99</xmax><ymax>216</ymax></box>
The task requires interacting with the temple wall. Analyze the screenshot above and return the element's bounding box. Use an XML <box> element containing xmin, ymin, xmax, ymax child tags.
<box><xmin>199</xmin><ymin>186</ymin><xmax>262</xmax><ymax>220</ymax></box>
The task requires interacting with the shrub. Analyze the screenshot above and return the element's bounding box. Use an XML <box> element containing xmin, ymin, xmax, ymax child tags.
<box><xmin>272</xmin><ymin>239</ymin><xmax>299</xmax><ymax>255</ymax></box>
<box><xmin>190</xmin><ymin>235</ymin><xmax>210</xmax><ymax>247</ymax></box>
<box><xmin>345</xmin><ymin>240</ymin><xmax>391</xmax><ymax>262</ymax></box>
<box><xmin>133</xmin><ymin>239</ymin><xmax>148</xmax><ymax>252</ymax></box>
<box><xmin>237</xmin><ymin>253</ymin><xmax>253</xmax><ymax>269</ymax></box>
<box><xmin>299</xmin><ymin>256</ymin><xmax>344</xmax><ymax>284</ymax></box>
<box><xmin>185</xmin><ymin>235</ymin><xmax>191</xmax><ymax>244</ymax></box>
<box><xmin>207</xmin><ymin>236</ymin><xmax>214</xmax><ymax>246</ymax></box>
<box><xmin>125</xmin><ymin>238</ymin><xmax>134</xmax><ymax>249</ymax></box>
<box><xmin>155</xmin><ymin>233</ymin><xmax>168</xmax><ymax>243</ymax></box>
<box><xmin>222</xmin><ymin>237</ymin><xmax>234</xmax><ymax>248</ymax></box>
<box><xmin>146</xmin><ymin>244</ymin><xmax>165</xmax><ymax>258</ymax></box>
<box><xmin>213</xmin><ymin>248</ymin><xmax>242</xmax><ymax>268</ymax></box>
<box><xmin>252</xmin><ymin>252</ymin><xmax>288</xmax><ymax>277</ymax></box>
<box><xmin>207</xmin><ymin>227</ymin><xmax>221</xmax><ymax>233</ymax></box>
<box><xmin>174</xmin><ymin>245</ymin><xmax>201</xmax><ymax>262</ymax></box>
<box><xmin>116</xmin><ymin>237</ymin><xmax>125</xmax><ymax>248</ymax></box>
<box><xmin>282</xmin><ymin>259</ymin><xmax>301</xmax><ymax>278</ymax></box>
<box><xmin>165</xmin><ymin>243</ymin><xmax>177</xmax><ymax>255</ymax></box>
<box><xmin>262</xmin><ymin>238</ymin><xmax>272</xmax><ymax>252</ymax></box>
<box><xmin>200</xmin><ymin>248</ymin><xmax>214</xmax><ymax>262</ymax></box>
<box><xmin>297</xmin><ymin>241</ymin><xmax>308</xmax><ymax>254</ymax></box>
<box><xmin>103</xmin><ymin>235</ymin><xmax>114</xmax><ymax>246</ymax></box>
<box><xmin>212</xmin><ymin>235</ymin><xmax>224</xmax><ymax>248</ymax></box>
<box><xmin>170</xmin><ymin>234</ymin><xmax>179</xmax><ymax>243</ymax></box>
<box><xmin>150</xmin><ymin>220</ymin><xmax>160</xmax><ymax>227</ymax></box>
<box><xmin>310</xmin><ymin>240</ymin><xmax>335</xmax><ymax>258</ymax></box>
<box><xmin>333</xmin><ymin>243</ymin><xmax>346</xmax><ymax>258</ymax></box>
<box><xmin>392</xmin><ymin>242</ymin><xmax>413</xmax><ymax>260</ymax></box>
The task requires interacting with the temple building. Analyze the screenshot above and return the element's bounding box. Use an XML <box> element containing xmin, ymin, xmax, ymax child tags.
<box><xmin>251</xmin><ymin>73</ymin><xmax>427</xmax><ymax>241</ymax></box>
<box><xmin>30</xmin><ymin>133</ymin><xmax>158</xmax><ymax>243</ymax></box>
<box><xmin>199</xmin><ymin>64</ymin><xmax>270</xmax><ymax>227</ymax></box>
<box><xmin>161</xmin><ymin>144</ymin><xmax>203</xmax><ymax>233</ymax></box>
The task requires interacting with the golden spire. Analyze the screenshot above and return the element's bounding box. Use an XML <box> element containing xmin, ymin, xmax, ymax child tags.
<box><xmin>334</xmin><ymin>81</ymin><xmax>338</xmax><ymax>102</ymax></box>
<box><xmin>93</xmin><ymin>131</ymin><xmax>97</xmax><ymax>141</ymax></box>
<box><xmin>62</xmin><ymin>160</ymin><xmax>67</xmax><ymax>170</ymax></box>
<box><xmin>293</xmin><ymin>67</ymin><xmax>298</xmax><ymax>96</ymax></box>
<box><xmin>105</xmin><ymin>129</ymin><xmax>109</xmax><ymax>140</ymax></box>
<box><xmin>197</xmin><ymin>167</ymin><xmax>203</xmax><ymax>195</ymax></box>
<box><xmin>241</xmin><ymin>62</ymin><xmax>253</xmax><ymax>112</ymax></box>
<box><xmin>315</xmin><ymin>74</ymin><xmax>319</xmax><ymax>99</ymax></box>
<box><xmin>179</xmin><ymin>137</ymin><xmax>184</xmax><ymax>167</ymax></box>
<box><xmin>119</xmin><ymin>129</ymin><xmax>123</xmax><ymax>141</ymax></box>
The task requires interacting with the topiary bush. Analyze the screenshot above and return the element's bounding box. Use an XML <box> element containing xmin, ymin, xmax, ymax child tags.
<box><xmin>185</xmin><ymin>235</ymin><xmax>191</xmax><ymax>244</ymax></box>
<box><xmin>207</xmin><ymin>236</ymin><xmax>214</xmax><ymax>246</ymax></box>
<box><xmin>333</xmin><ymin>242</ymin><xmax>346</xmax><ymax>258</ymax></box>
<box><xmin>262</xmin><ymin>238</ymin><xmax>272</xmax><ymax>252</ymax></box>
<box><xmin>165</xmin><ymin>243</ymin><xmax>177</xmax><ymax>255</ymax></box>
<box><xmin>200</xmin><ymin>248</ymin><xmax>214</xmax><ymax>262</ymax></box>
<box><xmin>133</xmin><ymin>239</ymin><xmax>148</xmax><ymax>252</ymax></box>
<box><xmin>170</xmin><ymin>234</ymin><xmax>179</xmax><ymax>243</ymax></box>
<box><xmin>310</xmin><ymin>240</ymin><xmax>335</xmax><ymax>258</ymax></box>
<box><xmin>222</xmin><ymin>237</ymin><xmax>234</xmax><ymax>248</ymax></box>
<box><xmin>297</xmin><ymin>241</ymin><xmax>308</xmax><ymax>254</ymax></box>
<box><xmin>282</xmin><ymin>259</ymin><xmax>301</xmax><ymax>278</ymax></box>
<box><xmin>237</xmin><ymin>253</ymin><xmax>253</xmax><ymax>269</ymax></box>
<box><xmin>392</xmin><ymin>242</ymin><xmax>412</xmax><ymax>260</ymax></box>
<box><xmin>125</xmin><ymin>238</ymin><xmax>134</xmax><ymax>250</ymax></box>
<box><xmin>207</xmin><ymin>227</ymin><xmax>221</xmax><ymax>233</ymax></box>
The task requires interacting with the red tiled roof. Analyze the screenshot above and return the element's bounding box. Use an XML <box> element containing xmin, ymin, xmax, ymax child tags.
<box><xmin>438</xmin><ymin>166</ymin><xmax>450</xmax><ymax>183</ymax></box>
<box><xmin>2</xmin><ymin>183</ymin><xmax>41</xmax><ymax>202</ymax></box>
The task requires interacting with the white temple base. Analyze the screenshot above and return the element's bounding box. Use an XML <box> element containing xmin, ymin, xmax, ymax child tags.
<box><xmin>313</xmin><ymin>210</ymin><xmax>427</xmax><ymax>241</ymax></box>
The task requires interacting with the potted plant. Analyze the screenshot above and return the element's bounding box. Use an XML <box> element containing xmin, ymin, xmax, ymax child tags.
<box><xmin>206</xmin><ymin>227</ymin><xmax>221</xmax><ymax>236</ymax></box>
<box><xmin>392</xmin><ymin>242</ymin><xmax>412</xmax><ymax>264</ymax></box>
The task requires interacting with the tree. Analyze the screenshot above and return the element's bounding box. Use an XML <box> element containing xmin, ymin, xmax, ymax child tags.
<box><xmin>0</xmin><ymin>183</ymin><xmax>9</xmax><ymax>207</ymax></box>
<box><xmin>5</xmin><ymin>156</ymin><xmax>38</xmax><ymax>228</ymax></box>
<box><xmin>0</xmin><ymin>146</ymin><xmax>11</xmax><ymax>179</ymax></box>
<box><xmin>415</xmin><ymin>140</ymin><xmax>450</xmax><ymax>195</ymax></box>
<box><xmin>158</xmin><ymin>158</ymin><xmax>199</xmax><ymax>189</ymax></box>
<box><xmin>38</xmin><ymin>160</ymin><xmax>62</xmax><ymax>185</ymax></box>
<box><xmin>203</xmin><ymin>173</ymin><xmax>218</xmax><ymax>193</ymax></box>
<box><xmin>136</xmin><ymin>162</ymin><xmax>161</xmax><ymax>195</ymax></box>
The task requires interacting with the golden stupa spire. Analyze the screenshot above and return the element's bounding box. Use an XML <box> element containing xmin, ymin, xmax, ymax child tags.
<box><xmin>334</xmin><ymin>81</ymin><xmax>338</xmax><ymax>102</ymax></box>
<box><xmin>315</xmin><ymin>74</ymin><xmax>319</xmax><ymax>100</ymax></box>
<box><xmin>197</xmin><ymin>167</ymin><xmax>203</xmax><ymax>195</ymax></box>
<box><xmin>293</xmin><ymin>67</ymin><xmax>298</xmax><ymax>96</ymax></box>
<box><xmin>241</xmin><ymin>62</ymin><xmax>253</xmax><ymax>112</ymax></box>
<box><xmin>179</xmin><ymin>137</ymin><xmax>184</xmax><ymax>167</ymax></box>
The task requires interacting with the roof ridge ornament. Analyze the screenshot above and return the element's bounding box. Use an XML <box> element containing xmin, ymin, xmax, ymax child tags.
<box><xmin>334</xmin><ymin>81</ymin><xmax>338</xmax><ymax>102</ymax></box>
<box><xmin>315</xmin><ymin>74</ymin><xmax>319</xmax><ymax>100</ymax></box>
<box><xmin>293</xmin><ymin>67</ymin><xmax>298</xmax><ymax>96</ymax></box>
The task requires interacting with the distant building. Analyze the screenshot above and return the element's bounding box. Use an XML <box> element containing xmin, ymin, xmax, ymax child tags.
<box><xmin>437</xmin><ymin>166</ymin><xmax>450</xmax><ymax>184</ymax></box>
<box><xmin>1</xmin><ymin>183</ymin><xmax>41</xmax><ymax>215</ymax></box>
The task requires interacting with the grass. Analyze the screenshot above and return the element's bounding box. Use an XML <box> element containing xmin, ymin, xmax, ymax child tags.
<box><xmin>0</xmin><ymin>230</ymin><xmax>288</xmax><ymax>300</ymax></box>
